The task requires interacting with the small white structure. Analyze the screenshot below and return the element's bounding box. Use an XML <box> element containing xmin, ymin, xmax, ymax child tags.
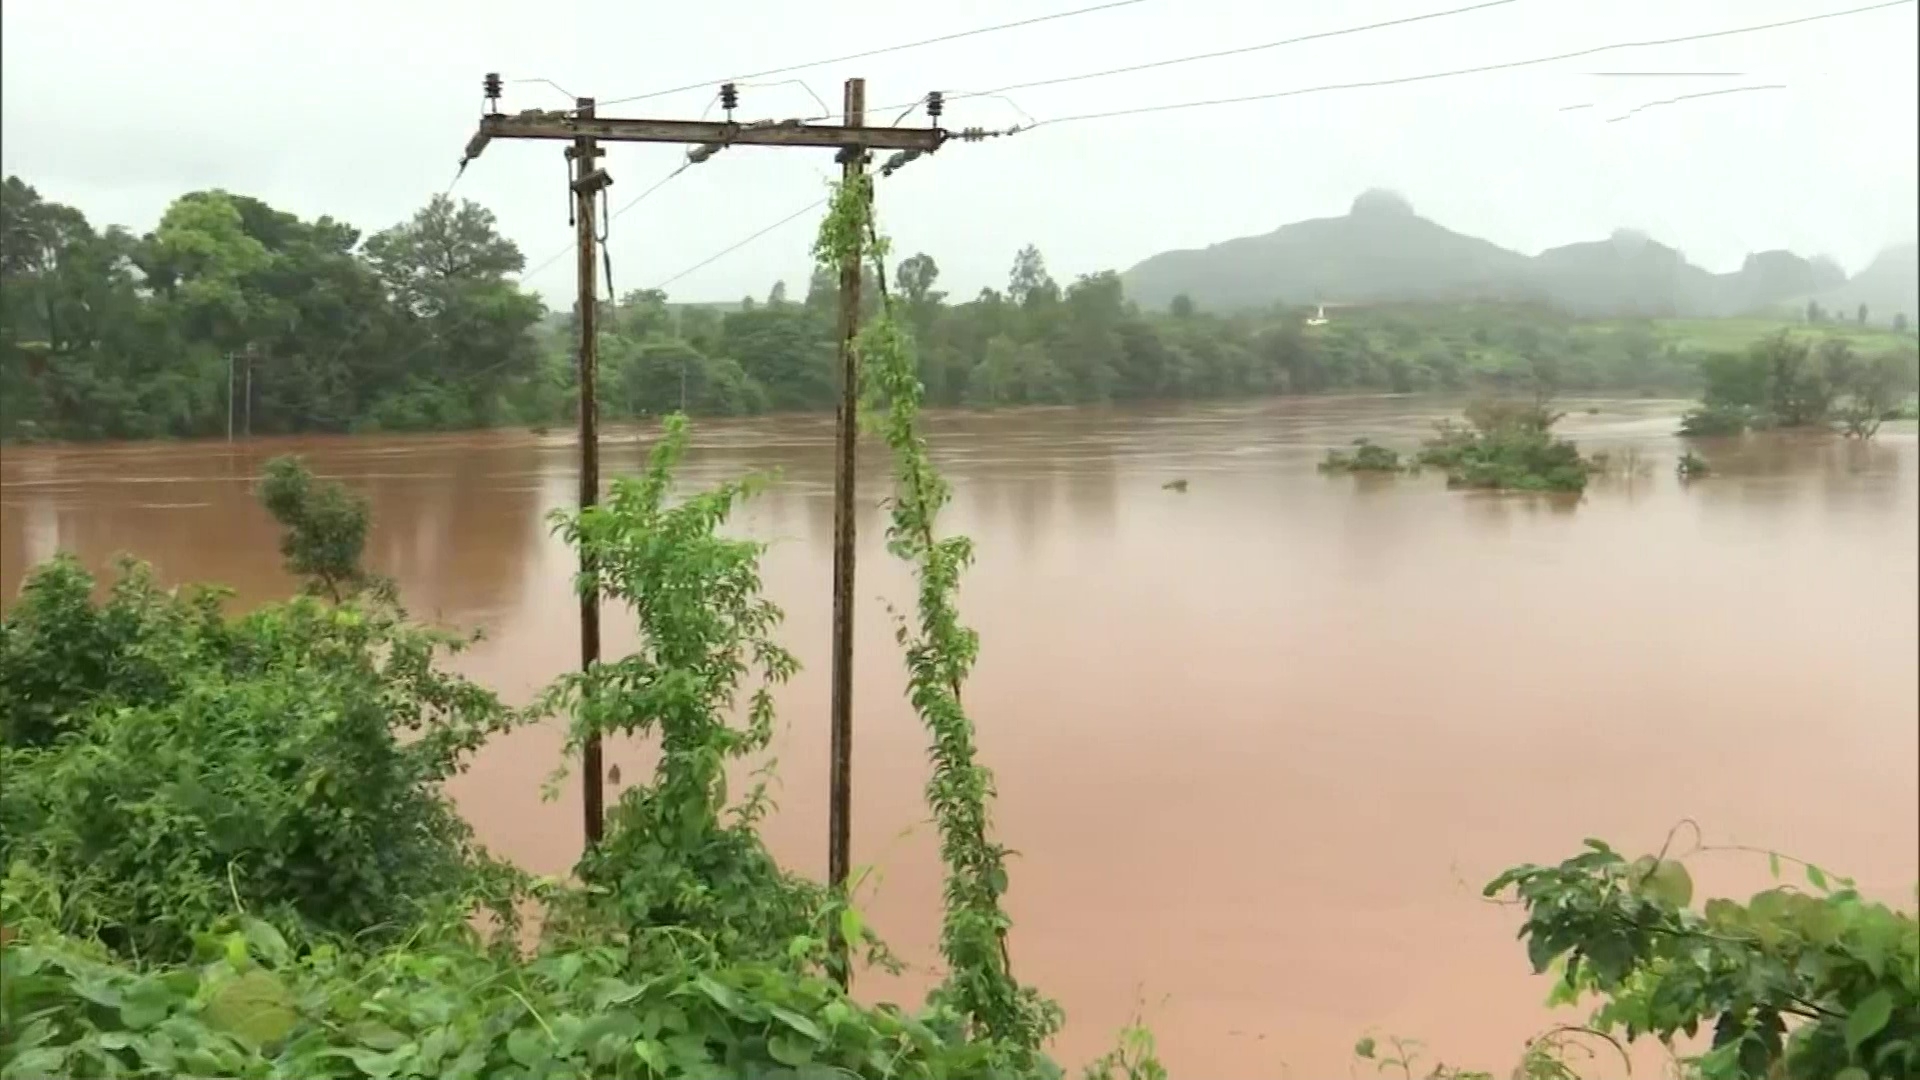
<box><xmin>1305</xmin><ymin>303</ymin><xmax>1329</xmax><ymax>327</ymax></box>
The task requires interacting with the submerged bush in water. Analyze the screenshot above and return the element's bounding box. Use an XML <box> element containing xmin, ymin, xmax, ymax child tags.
<box><xmin>1416</xmin><ymin>399</ymin><xmax>1590</xmax><ymax>493</ymax></box>
<box><xmin>1320</xmin><ymin>438</ymin><xmax>1405</xmax><ymax>474</ymax></box>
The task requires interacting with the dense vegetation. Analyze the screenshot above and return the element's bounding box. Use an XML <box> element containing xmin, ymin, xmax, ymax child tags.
<box><xmin>1678</xmin><ymin>330</ymin><xmax>1919</xmax><ymax>438</ymax></box>
<box><xmin>4</xmin><ymin>181</ymin><xmax>1914</xmax><ymax>1080</ymax></box>
<box><xmin>8</xmin><ymin>175</ymin><xmax>1918</xmax><ymax>444</ymax></box>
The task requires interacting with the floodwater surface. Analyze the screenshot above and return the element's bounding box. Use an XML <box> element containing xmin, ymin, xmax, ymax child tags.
<box><xmin>4</xmin><ymin>397</ymin><xmax>1915</xmax><ymax>1076</ymax></box>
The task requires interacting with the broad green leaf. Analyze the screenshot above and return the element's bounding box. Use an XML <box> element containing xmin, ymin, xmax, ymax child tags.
<box><xmin>1834</xmin><ymin>1069</ymin><xmax>1869</xmax><ymax>1080</ymax></box>
<box><xmin>592</xmin><ymin>977</ymin><xmax>645</xmax><ymax>1011</ymax></box>
<box><xmin>1846</xmin><ymin>990</ymin><xmax>1894</xmax><ymax>1052</ymax></box>
<box><xmin>1643</xmin><ymin>860</ymin><xmax>1693</xmax><ymax>908</ymax></box>
<box><xmin>240</xmin><ymin>918</ymin><xmax>290</xmax><ymax>966</ymax></box>
<box><xmin>331</xmin><ymin>1044</ymin><xmax>416</xmax><ymax>1080</ymax></box>
<box><xmin>1354</xmin><ymin>1037</ymin><xmax>1377</xmax><ymax>1059</ymax></box>
<box><xmin>348</xmin><ymin>1020</ymin><xmax>409</xmax><ymax>1051</ymax></box>
<box><xmin>767</xmin><ymin>1031</ymin><xmax>815</xmax><ymax>1067</ymax></box>
<box><xmin>1807</xmin><ymin>863</ymin><xmax>1829</xmax><ymax>892</ymax></box>
<box><xmin>633</xmin><ymin>1038</ymin><xmax>668</xmax><ymax>1074</ymax></box>
<box><xmin>1768</xmin><ymin>851</ymin><xmax>1782</xmax><ymax>878</ymax></box>
<box><xmin>769</xmin><ymin>1004</ymin><xmax>826</xmax><ymax>1042</ymax></box>
<box><xmin>204</xmin><ymin>969</ymin><xmax>296</xmax><ymax>1047</ymax></box>
<box><xmin>506</xmin><ymin>1026</ymin><xmax>546</xmax><ymax>1068</ymax></box>
<box><xmin>118</xmin><ymin>979</ymin><xmax>176</xmax><ymax>1030</ymax></box>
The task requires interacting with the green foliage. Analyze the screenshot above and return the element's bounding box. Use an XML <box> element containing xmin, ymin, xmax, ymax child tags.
<box><xmin>819</xmin><ymin>174</ymin><xmax>1062</xmax><ymax>1058</ymax></box>
<box><xmin>0</xmin><ymin>555</ymin><xmax>228</xmax><ymax>750</ymax></box>
<box><xmin>1319</xmin><ymin>438</ymin><xmax>1405</xmax><ymax>474</ymax></box>
<box><xmin>1678</xmin><ymin>402</ymin><xmax>1757</xmax><ymax>437</ymax></box>
<box><xmin>20</xmin><ymin>174</ymin><xmax>1917</xmax><ymax>444</ymax></box>
<box><xmin>1416</xmin><ymin>399</ymin><xmax>1591</xmax><ymax>493</ymax></box>
<box><xmin>536</xmin><ymin>414</ymin><xmax>832</xmax><ymax>970</ymax></box>
<box><xmin>0</xmin><ymin>912</ymin><xmax>1029</xmax><ymax>1080</ymax></box>
<box><xmin>1486</xmin><ymin>839</ymin><xmax>1919</xmax><ymax>1079</ymax></box>
<box><xmin>0</xmin><ymin>559</ymin><xmax>515</xmax><ymax>962</ymax></box>
<box><xmin>1</xmin><ymin>179</ymin><xmax>543</xmax><ymax>441</ymax></box>
<box><xmin>258</xmin><ymin>456</ymin><xmax>387</xmax><ymax>601</ymax></box>
<box><xmin>1081</xmin><ymin>1021</ymin><xmax>1168</xmax><ymax>1080</ymax></box>
<box><xmin>1685</xmin><ymin>330</ymin><xmax>1918</xmax><ymax>438</ymax></box>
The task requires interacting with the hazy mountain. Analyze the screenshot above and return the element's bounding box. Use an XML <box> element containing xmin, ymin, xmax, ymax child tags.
<box><xmin>1121</xmin><ymin>190</ymin><xmax>1537</xmax><ymax>311</ymax></box>
<box><xmin>1529</xmin><ymin>230</ymin><xmax>1718</xmax><ymax>317</ymax></box>
<box><xmin>1804</xmin><ymin>242</ymin><xmax>1919</xmax><ymax>325</ymax></box>
<box><xmin>1121</xmin><ymin>193</ymin><xmax>1902</xmax><ymax>321</ymax></box>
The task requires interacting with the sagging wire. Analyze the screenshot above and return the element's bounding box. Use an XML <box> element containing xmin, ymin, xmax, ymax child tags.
<box><xmin>511</xmin><ymin>76</ymin><xmax>579</xmax><ymax>102</ymax></box>
<box><xmin>577</xmin><ymin>0</ymin><xmax>1151</xmax><ymax>113</ymax></box>
<box><xmin>1605</xmin><ymin>83</ymin><xmax>1787</xmax><ymax>123</ymax></box>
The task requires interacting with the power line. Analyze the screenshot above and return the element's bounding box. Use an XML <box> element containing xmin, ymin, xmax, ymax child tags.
<box><xmin>1606</xmin><ymin>82</ymin><xmax>1787</xmax><ymax>123</ymax></box>
<box><xmin>652</xmin><ymin>198</ymin><xmax>829</xmax><ymax>291</ymax></box>
<box><xmin>586</xmin><ymin>0</ymin><xmax>1150</xmax><ymax>112</ymax></box>
<box><xmin>512</xmin><ymin>77</ymin><xmax>580</xmax><ymax>102</ymax></box>
<box><xmin>1019</xmin><ymin>0</ymin><xmax>1912</xmax><ymax>128</ymax></box>
<box><xmin>851</xmin><ymin>0</ymin><xmax>1524</xmax><ymax>119</ymax></box>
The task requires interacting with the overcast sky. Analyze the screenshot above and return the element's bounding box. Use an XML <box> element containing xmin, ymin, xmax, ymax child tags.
<box><xmin>4</xmin><ymin>0</ymin><xmax>1916</xmax><ymax>305</ymax></box>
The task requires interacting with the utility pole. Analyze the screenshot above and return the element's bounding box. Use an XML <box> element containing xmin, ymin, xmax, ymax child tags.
<box><xmin>226</xmin><ymin>352</ymin><xmax>236</xmax><ymax>442</ymax></box>
<box><xmin>825</xmin><ymin>77</ymin><xmax>866</xmax><ymax>987</ymax></box>
<box><xmin>571</xmin><ymin>97</ymin><xmax>612</xmax><ymax>848</ymax></box>
<box><xmin>457</xmin><ymin>74</ymin><xmax>947</xmax><ymax>920</ymax></box>
<box><xmin>243</xmin><ymin>347</ymin><xmax>253</xmax><ymax>438</ymax></box>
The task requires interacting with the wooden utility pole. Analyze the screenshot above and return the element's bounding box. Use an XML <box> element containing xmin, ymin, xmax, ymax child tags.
<box><xmin>459</xmin><ymin>75</ymin><xmax>945</xmax><ymax>872</ymax></box>
<box><xmin>570</xmin><ymin>97</ymin><xmax>612</xmax><ymax>848</ymax></box>
<box><xmin>243</xmin><ymin>347</ymin><xmax>254</xmax><ymax>438</ymax></box>
<box><xmin>825</xmin><ymin>77</ymin><xmax>866</xmax><ymax>985</ymax></box>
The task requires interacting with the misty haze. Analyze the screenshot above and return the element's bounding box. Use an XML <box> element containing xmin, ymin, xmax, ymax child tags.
<box><xmin>3</xmin><ymin>2</ymin><xmax>1916</xmax><ymax>1078</ymax></box>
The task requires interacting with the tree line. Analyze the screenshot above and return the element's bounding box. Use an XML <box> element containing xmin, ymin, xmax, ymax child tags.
<box><xmin>5</xmin><ymin>174</ymin><xmax>1913</xmax><ymax>443</ymax></box>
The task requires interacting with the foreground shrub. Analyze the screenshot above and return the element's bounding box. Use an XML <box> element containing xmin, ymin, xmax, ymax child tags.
<box><xmin>1488</xmin><ymin>839</ymin><xmax>1918</xmax><ymax>1080</ymax></box>
<box><xmin>0</xmin><ymin>559</ymin><xmax>515</xmax><ymax>962</ymax></box>
<box><xmin>0</xmin><ymin>910</ymin><xmax>1030</xmax><ymax>1080</ymax></box>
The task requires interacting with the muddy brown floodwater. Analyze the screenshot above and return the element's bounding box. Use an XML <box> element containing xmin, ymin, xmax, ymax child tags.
<box><xmin>3</xmin><ymin>396</ymin><xmax>1915</xmax><ymax>1075</ymax></box>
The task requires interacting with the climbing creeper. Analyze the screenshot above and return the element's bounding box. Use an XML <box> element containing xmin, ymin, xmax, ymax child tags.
<box><xmin>813</xmin><ymin>174</ymin><xmax>1063</xmax><ymax>1058</ymax></box>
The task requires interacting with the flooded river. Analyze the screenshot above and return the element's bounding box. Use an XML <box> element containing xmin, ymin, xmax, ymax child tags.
<box><xmin>4</xmin><ymin>396</ymin><xmax>1915</xmax><ymax>1076</ymax></box>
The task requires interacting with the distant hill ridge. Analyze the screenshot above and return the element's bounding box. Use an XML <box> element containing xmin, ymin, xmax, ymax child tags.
<box><xmin>1120</xmin><ymin>189</ymin><xmax>1918</xmax><ymax>325</ymax></box>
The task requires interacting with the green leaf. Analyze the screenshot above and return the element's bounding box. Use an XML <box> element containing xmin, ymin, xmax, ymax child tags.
<box><xmin>118</xmin><ymin>979</ymin><xmax>175</xmax><ymax>1030</ymax></box>
<box><xmin>1806</xmin><ymin>863</ymin><xmax>1828</xmax><ymax>891</ymax></box>
<box><xmin>204</xmin><ymin>969</ymin><xmax>295</xmax><ymax>1047</ymax></box>
<box><xmin>348</xmin><ymin>1020</ymin><xmax>409</xmax><ymax>1051</ymax></box>
<box><xmin>691</xmin><ymin>975</ymin><xmax>746</xmax><ymax>1017</ymax></box>
<box><xmin>1835</xmin><ymin>1069</ymin><xmax>1869</xmax><ymax>1080</ymax></box>
<box><xmin>1846</xmin><ymin>990</ymin><xmax>1894</xmax><ymax>1052</ymax></box>
<box><xmin>1643</xmin><ymin>859</ymin><xmax>1694</xmax><ymax>908</ymax></box>
<box><xmin>1768</xmin><ymin>851</ymin><xmax>1782</xmax><ymax>878</ymax></box>
<box><xmin>240</xmin><ymin>917</ymin><xmax>290</xmax><ymax>966</ymax></box>
<box><xmin>1355</xmin><ymin>1037</ymin><xmax>1377</xmax><ymax>1060</ymax></box>
<box><xmin>507</xmin><ymin>1026</ymin><xmax>546</xmax><ymax>1068</ymax></box>
<box><xmin>767</xmin><ymin>1032</ymin><xmax>816</xmax><ymax>1067</ymax></box>
<box><xmin>332</xmin><ymin>1045</ymin><xmax>416</xmax><ymax>1080</ymax></box>
<box><xmin>838</xmin><ymin>906</ymin><xmax>864</xmax><ymax>949</ymax></box>
<box><xmin>592</xmin><ymin>977</ymin><xmax>646</xmax><ymax>1011</ymax></box>
<box><xmin>769</xmin><ymin>1005</ymin><xmax>826</xmax><ymax>1043</ymax></box>
<box><xmin>633</xmin><ymin>1038</ymin><xmax>668</xmax><ymax>1074</ymax></box>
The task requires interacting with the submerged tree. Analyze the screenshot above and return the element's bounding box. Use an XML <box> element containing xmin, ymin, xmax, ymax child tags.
<box><xmin>257</xmin><ymin>456</ymin><xmax>386</xmax><ymax>602</ymax></box>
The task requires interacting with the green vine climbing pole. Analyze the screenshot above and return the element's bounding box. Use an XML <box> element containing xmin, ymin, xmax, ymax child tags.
<box><xmin>814</xmin><ymin>174</ymin><xmax>1063</xmax><ymax>1059</ymax></box>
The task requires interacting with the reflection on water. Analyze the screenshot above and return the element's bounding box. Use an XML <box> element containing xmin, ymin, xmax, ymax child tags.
<box><xmin>4</xmin><ymin>396</ymin><xmax>1916</xmax><ymax>1076</ymax></box>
